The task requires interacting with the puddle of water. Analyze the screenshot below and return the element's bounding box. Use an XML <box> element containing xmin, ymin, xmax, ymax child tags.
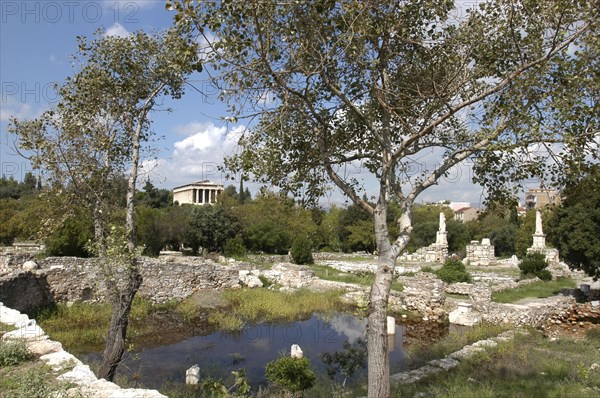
<box><xmin>81</xmin><ymin>313</ymin><xmax>408</xmax><ymax>390</ymax></box>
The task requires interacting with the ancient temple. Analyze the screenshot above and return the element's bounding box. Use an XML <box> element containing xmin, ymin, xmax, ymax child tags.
<box><xmin>172</xmin><ymin>180</ymin><xmax>224</xmax><ymax>205</ymax></box>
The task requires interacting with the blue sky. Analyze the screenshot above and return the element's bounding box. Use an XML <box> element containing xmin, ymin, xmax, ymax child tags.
<box><xmin>0</xmin><ymin>0</ymin><xmax>515</xmax><ymax>208</ymax></box>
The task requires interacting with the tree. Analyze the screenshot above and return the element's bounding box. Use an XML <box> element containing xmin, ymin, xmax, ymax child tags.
<box><xmin>11</xmin><ymin>27</ymin><xmax>199</xmax><ymax>381</ymax></box>
<box><xmin>547</xmin><ymin>166</ymin><xmax>600</xmax><ymax>279</ymax></box>
<box><xmin>173</xmin><ymin>1</ymin><xmax>599</xmax><ymax>395</ymax></box>
<box><xmin>186</xmin><ymin>205</ymin><xmax>238</xmax><ymax>254</ymax></box>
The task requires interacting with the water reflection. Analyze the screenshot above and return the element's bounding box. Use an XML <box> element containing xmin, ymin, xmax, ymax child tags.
<box><xmin>84</xmin><ymin>313</ymin><xmax>407</xmax><ymax>390</ymax></box>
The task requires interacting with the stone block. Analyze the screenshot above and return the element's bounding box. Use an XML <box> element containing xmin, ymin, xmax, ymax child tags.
<box><xmin>57</xmin><ymin>364</ymin><xmax>98</xmax><ymax>385</ymax></box>
<box><xmin>27</xmin><ymin>339</ymin><xmax>63</xmax><ymax>356</ymax></box>
<box><xmin>428</xmin><ymin>357</ymin><xmax>460</xmax><ymax>370</ymax></box>
<box><xmin>448</xmin><ymin>345</ymin><xmax>485</xmax><ymax>360</ymax></box>
<box><xmin>41</xmin><ymin>350</ymin><xmax>82</xmax><ymax>371</ymax></box>
<box><xmin>2</xmin><ymin>322</ymin><xmax>47</xmax><ymax>341</ymax></box>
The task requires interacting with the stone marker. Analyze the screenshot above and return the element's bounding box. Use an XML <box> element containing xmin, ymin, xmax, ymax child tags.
<box><xmin>186</xmin><ymin>365</ymin><xmax>200</xmax><ymax>385</ymax></box>
<box><xmin>448</xmin><ymin>302</ymin><xmax>482</xmax><ymax>327</ymax></box>
<box><xmin>386</xmin><ymin>316</ymin><xmax>396</xmax><ymax>335</ymax></box>
<box><xmin>291</xmin><ymin>344</ymin><xmax>303</xmax><ymax>358</ymax></box>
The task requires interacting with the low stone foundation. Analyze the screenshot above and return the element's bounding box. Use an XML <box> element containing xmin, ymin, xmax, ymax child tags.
<box><xmin>1</xmin><ymin>302</ymin><xmax>166</xmax><ymax>397</ymax></box>
<box><xmin>0</xmin><ymin>255</ymin><xmax>240</xmax><ymax>314</ymax></box>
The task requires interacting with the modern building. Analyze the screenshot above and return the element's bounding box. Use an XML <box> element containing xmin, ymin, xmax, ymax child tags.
<box><xmin>524</xmin><ymin>188</ymin><xmax>560</xmax><ymax>210</ymax></box>
<box><xmin>172</xmin><ymin>180</ymin><xmax>224</xmax><ymax>205</ymax></box>
<box><xmin>454</xmin><ymin>207</ymin><xmax>480</xmax><ymax>223</ymax></box>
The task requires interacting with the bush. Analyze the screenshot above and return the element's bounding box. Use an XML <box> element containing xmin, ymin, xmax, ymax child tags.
<box><xmin>0</xmin><ymin>339</ymin><xmax>33</xmax><ymax>367</ymax></box>
<box><xmin>265</xmin><ymin>355</ymin><xmax>316</xmax><ymax>394</ymax></box>
<box><xmin>519</xmin><ymin>252</ymin><xmax>551</xmax><ymax>280</ymax></box>
<box><xmin>224</xmin><ymin>236</ymin><xmax>247</xmax><ymax>258</ymax></box>
<box><xmin>290</xmin><ymin>235</ymin><xmax>314</xmax><ymax>265</ymax></box>
<box><xmin>436</xmin><ymin>259</ymin><xmax>472</xmax><ymax>284</ymax></box>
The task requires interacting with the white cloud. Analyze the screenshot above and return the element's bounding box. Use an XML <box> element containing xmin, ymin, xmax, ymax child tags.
<box><xmin>0</xmin><ymin>97</ymin><xmax>35</xmax><ymax>122</ymax></box>
<box><xmin>140</xmin><ymin>122</ymin><xmax>243</xmax><ymax>188</ymax></box>
<box><xmin>49</xmin><ymin>54</ymin><xmax>62</xmax><ymax>65</ymax></box>
<box><xmin>105</xmin><ymin>23</ymin><xmax>130</xmax><ymax>38</ymax></box>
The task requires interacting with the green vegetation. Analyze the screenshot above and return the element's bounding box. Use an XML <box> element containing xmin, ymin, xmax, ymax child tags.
<box><xmin>399</xmin><ymin>323</ymin><xmax>510</xmax><ymax>372</ymax></box>
<box><xmin>290</xmin><ymin>235</ymin><xmax>314</xmax><ymax>265</ymax></box>
<box><xmin>265</xmin><ymin>355</ymin><xmax>316</xmax><ymax>395</ymax></box>
<box><xmin>492</xmin><ymin>278</ymin><xmax>577</xmax><ymax>303</ymax></box>
<box><xmin>37</xmin><ymin>298</ymin><xmax>178</xmax><ymax>352</ymax></box>
<box><xmin>0</xmin><ymin>339</ymin><xmax>33</xmax><ymax>367</ymax></box>
<box><xmin>436</xmin><ymin>259</ymin><xmax>472</xmax><ymax>284</ymax></box>
<box><xmin>309</xmin><ymin>263</ymin><xmax>403</xmax><ymax>291</ymax></box>
<box><xmin>519</xmin><ymin>252</ymin><xmax>552</xmax><ymax>281</ymax></box>
<box><xmin>0</xmin><ymin>364</ymin><xmax>72</xmax><ymax>398</ymax></box>
<box><xmin>547</xmin><ymin>165</ymin><xmax>600</xmax><ymax>279</ymax></box>
<box><xmin>208</xmin><ymin>288</ymin><xmax>345</xmax><ymax>332</ymax></box>
<box><xmin>393</xmin><ymin>329</ymin><xmax>600</xmax><ymax>397</ymax></box>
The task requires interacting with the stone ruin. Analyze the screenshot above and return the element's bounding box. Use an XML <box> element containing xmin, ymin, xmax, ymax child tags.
<box><xmin>464</xmin><ymin>238</ymin><xmax>496</xmax><ymax>266</ymax></box>
<box><xmin>526</xmin><ymin>210</ymin><xmax>571</xmax><ymax>278</ymax></box>
<box><xmin>398</xmin><ymin>212</ymin><xmax>448</xmax><ymax>263</ymax></box>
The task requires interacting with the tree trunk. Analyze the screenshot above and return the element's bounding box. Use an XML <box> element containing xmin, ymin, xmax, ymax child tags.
<box><xmin>367</xmin><ymin>205</ymin><xmax>394</xmax><ymax>397</ymax></box>
<box><xmin>97</xmin><ymin>267</ymin><xmax>143</xmax><ymax>381</ymax></box>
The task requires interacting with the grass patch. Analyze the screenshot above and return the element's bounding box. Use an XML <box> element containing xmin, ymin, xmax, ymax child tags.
<box><xmin>397</xmin><ymin>323</ymin><xmax>511</xmax><ymax>372</ymax></box>
<box><xmin>37</xmin><ymin>297</ymin><xmax>179</xmax><ymax>352</ymax></box>
<box><xmin>0</xmin><ymin>322</ymin><xmax>17</xmax><ymax>338</ymax></box>
<box><xmin>446</xmin><ymin>293</ymin><xmax>471</xmax><ymax>301</ymax></box>
<box><xmin>208</xmin><ymin>288</ymin><xmax>345</xmax><ymax>332</ymax></box>
<box><xmin>310</xmin><ymin>263</ymin><xmax>403</xmax><ymax>291</ymax></box>
<box><xmin>0</xmin><ymin>361</ymin><xmax>83</xmax><ymax>397</ymax></box>
<box><xmin>491</xmin><ymin>278</ymin><xmax>577</xmax><ymax>303</ymax></box>
<box><xmin>393</xmin><ymin>329</ymin><xmax>600</xmax><ymax>397</ymax></box>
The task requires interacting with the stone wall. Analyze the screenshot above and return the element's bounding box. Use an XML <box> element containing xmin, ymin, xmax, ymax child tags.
<box><xmin>478</xmin><ymin>296</ymin><xmax>575</xmax><ymax>327</ymax></box>
<box><xmin>0</xmin><ymin>255</ymin><xmax>240</xmax><ymax>314</ymax></box>
<box><xmin>464</xmin><ymin>239</ymin><xmax>496</xmax><ymax>266</ymax></box>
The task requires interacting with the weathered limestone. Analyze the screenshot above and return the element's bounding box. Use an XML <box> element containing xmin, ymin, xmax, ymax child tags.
<box><xmin>464</xmin><ymin>239</ymin><xmax>496</xmax><ymax>266</ymax></box>
<box><xmin>291</xmin><ymin>344</ymin><xmax>304</xmax><ymax>359</ymax></box>
<box><xmin>186</xmin><ymin>365</ymin><xmax>200</xmax><ymax>385</ymax></box>
<box><xmin>526</xmin><ymin>211</ymin><xmax>571</xmax><ymax>278</ymax></box>
<box><xmin>478</xmin><ymin>296</ymin><xmax>575</xmax><ymax>327</ymax></box>
<box><xmin>0</xmin><ymin>256</ymin><xmax>241</xmax><ymax>313</ymax></box>
<box><xmin>260</xmin><ymin>263</ymin><xmax>315</xmax><ymax>289</ymax></box>
<box><xmin>239</xmin><ymin>269</ymin><xmax>263</xmax><ymax>288</ymax></box>
<box><xmin>0</xmin><ymin>302</ymin><xmax>167</xmax><ymax>397</ymax></box>
<box><xmin>448</xmin><ymin>302</ymin><xmax>482</xmax><ymax>326</ymax></box>
<box><xmin>398</xmin><ymin>212</ymin><xmax>449</xmax><ymax>263</ymax></box>
<box><xmin>22</xmin><ymin>260</ymin><xmax>39</xmax><ymax>271</ymax></box>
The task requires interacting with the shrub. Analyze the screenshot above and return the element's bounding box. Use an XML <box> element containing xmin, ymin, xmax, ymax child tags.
<box><xmin>0</xmin><ymin>339</ymin><xmax>33</xmax><ymax>367</ymax></box>
<box><xmin>290</xmin><ymin>235</ymin><xmax>314</xmax><ymax>265</ymax></box>
<box><xmin>224</xmin><ymin>236</ymin><xmax>247</xmax><ymax>258</ymax></box>
<box><xmin>519</xmin><ymin>252</ymin><xmax>551</xmax><ymax>280</ymax></box>
<box><xmin>265</xmin><ymin>355</ymin><xmax>316</xmax><ymax>394</ymax></box>
<box><xmin>436</xmin><ymin>259</ymin><xmax>472</xmax><ymax>284</ymax></box>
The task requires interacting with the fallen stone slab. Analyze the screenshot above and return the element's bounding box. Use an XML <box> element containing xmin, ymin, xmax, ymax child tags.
<box><xmin>472</xmin><ymin>339</ymin><xmax>498</xmax><ymax>348</ymax></box>
<box><xmin>2</xmin><ymin>323</ymin><xmax>47</xmax><ymax>341</ymax></box>
<box><xmin>0</xmin><ymin>303</ymin><xmax>30</xmax><ymax>325</ymax></box>
<box><xmin>57</xmin><ymin>364</ymin><xmax>98</xmax><ymax>384</ymax></box>
<box><xmin>27</xmin><ymin>339</ymin><xmax>63</xmax><ymax>356</ymax></box>
<box><xmin>390</xmin><ymin>365</ymin><xmax>443</xmax><ymax>384</ymax></box>
<box><xmin>448</xmin><ymin>345</ymin><xmax>486</xmax><ymax>361</ymax></box>
<box><xmin>428</xmin><ymin>357</ymin><xmax>460</xmax><ymax>371</ymax></box>
<box><xmin>41</xmin><ymin>350</ymin><xmax>82</xmax><ymax>371</ymax></box>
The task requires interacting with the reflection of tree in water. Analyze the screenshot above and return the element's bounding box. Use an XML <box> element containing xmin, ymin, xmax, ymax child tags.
<box><xmin>321</xmin><ymin>338</ymin><xmax>368</xmax><ymax>388</ymax></box>
<box><xmin>402</xmin><ymin>321</ymin><xmax>450</xmax><ymax>346</ymax></box>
